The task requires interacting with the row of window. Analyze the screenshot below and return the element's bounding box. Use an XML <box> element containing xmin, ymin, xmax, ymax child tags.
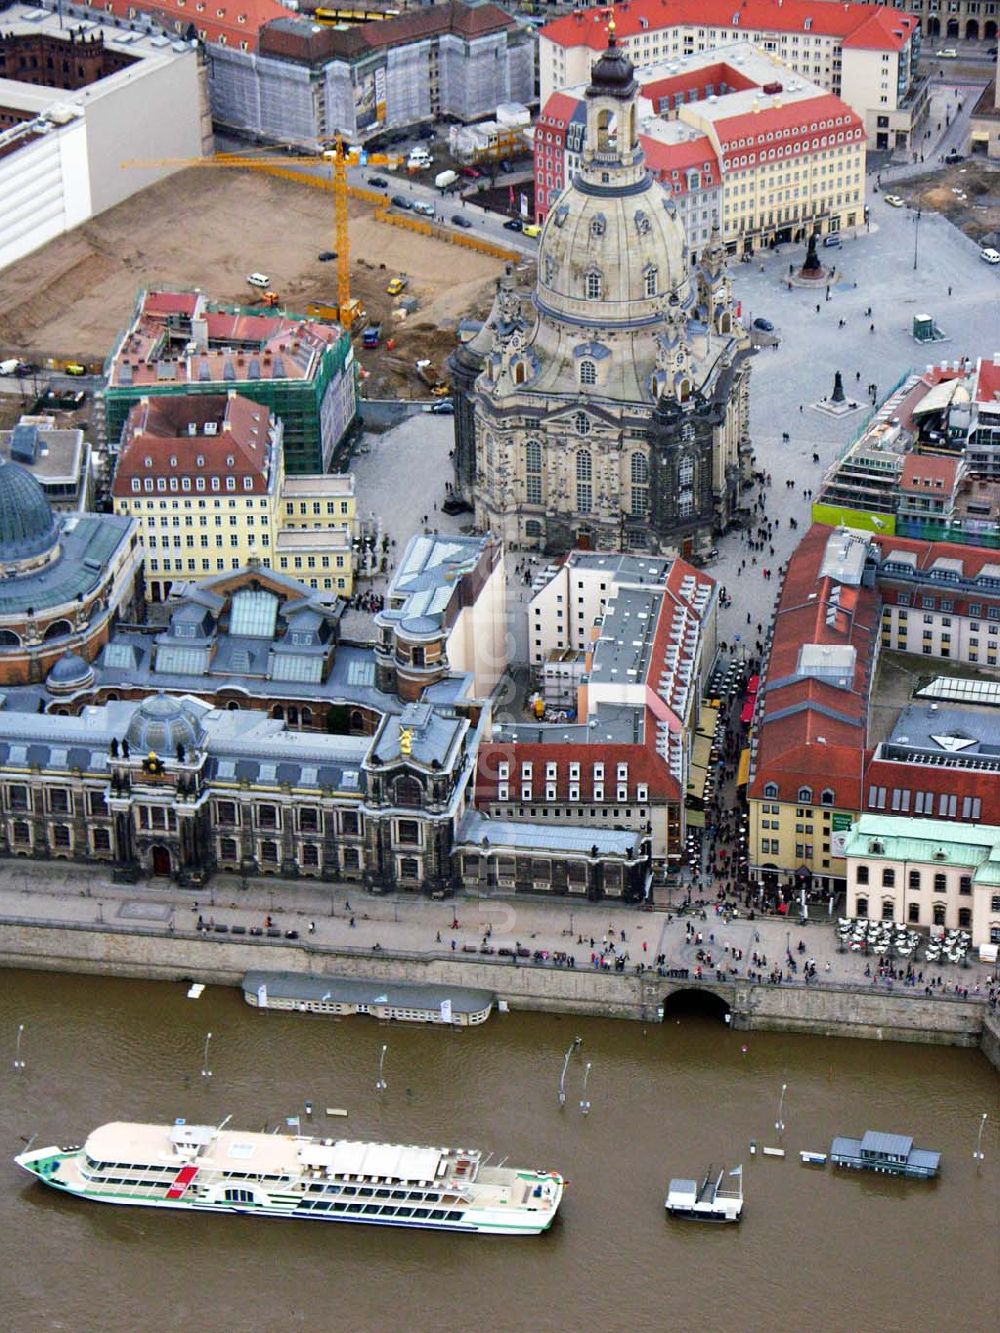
<box><xmin>499</xmin><ymin>760</ymin><xmax>633</xmax><ymax>782</ymax></box>
<box><xmin>498</xmin><ymin>784</ymin><xmax>648</xmax><ymax>804</ymax></box>
<box><xmin>853</xmin><ymin>898</ymin><xmax>981</xmax><ymax>929</ymax></box>
<box><xmin>867</xmin><ymin>788</ymin><xmax>981</xmax><ymax>820</ymax></box>
<box><xmin>856</xmin><ymin>865</ymin><xmax>973</xmax><ymax>893</ymax></box>
<box><xmin>3</xmin><ymin>786</ymin><xmax>106</xmax><ymax>816</ymax></box>
<box><xmin>131</xmin><ymin>475</ymin><xmax>254</xmax><ymax>494</ymax></box>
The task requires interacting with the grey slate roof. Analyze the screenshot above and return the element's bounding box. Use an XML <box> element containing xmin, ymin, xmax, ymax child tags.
<box><xmin>0</xmin><ymin>511</ymin><xmax>135</xmax><ymax>616</ymax></box>
<box><xmin>242</xmin><ymin>970</ymin><xmax>494</xmax><ymax>1015</ymax></box>
<box><xmin>456</xmin><ymin>811</ymin><xmax>642</xmax><ymax>856</ymax></box>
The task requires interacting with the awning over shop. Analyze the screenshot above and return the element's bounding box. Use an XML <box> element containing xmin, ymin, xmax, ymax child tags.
<box><xmin>685</xmin><ymin>808</ymin><xmax>706</xmax><ymax>827</ymax></box>
<box><xmin>737</xmin><ymin>748</ymin><xmax>751</xmax><ymax>788</ymax></box>
<box><xmin>686</xmin><ymin>730</ymin><xmax>713</xmax><ymax>801</ymax></box>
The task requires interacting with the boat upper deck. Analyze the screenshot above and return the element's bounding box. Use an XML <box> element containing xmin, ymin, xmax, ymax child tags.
<box><xmin>84</xmin><ymin>1122</ymin><xmax>485</xmax><ymax>1188</ymax></box>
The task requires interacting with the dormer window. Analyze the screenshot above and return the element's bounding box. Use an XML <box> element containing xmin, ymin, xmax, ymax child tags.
<box><xmin>590</xmin><ymin>213</ymin><xmax>606</xmax><ymax>238</ymax></box>
<box><xmin>764</xmin><ymin>782</ymin><xmax>778</xmax><ymax>799</ymax></box>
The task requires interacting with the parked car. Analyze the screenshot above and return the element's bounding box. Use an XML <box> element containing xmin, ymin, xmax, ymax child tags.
<box><xmin>367</xmin><ymin>175</ymin><xmax>388</xmax><ymax>188</ymax></box>
<box><xmin>522</xmin><ymin>223</ymin><xmax>541</xmax><ymax>238</ymax></box>
<box><xmin>390</xmin><ymin>194</ymin><xmax>412</xmax><ymax>210</ymax></box>
<box><xmin>980</xmin><ymin>247</ymin><xmax>1000</xmax><ymax>265</ymax></box>
<box><xmin>935</xmin><ymin>47</ymin><xmax>958</xmax><ymax>58</ymax></box>
<box><xmin>246</xmin><ymin>271</ymin><xmax>270</xmax><ymax>288</ymax></box>
<box><xmin>422</xmin><ymin>400</ymin><xmax>455</xmax><ymax>414</ymax></box>
<box><xmin>451</xmin><ymin>213</ymin><xmax>472</xmax><ymax>228</ymax></box>
<box><xmin>317</xmin><ymin>250</ymin><xmax>337</xmax><ymax>261</ymax></box>
<box><xmin>460</xmin><ymin>165</ymin><xmax>481</xmax><ymax>178</ymax></box>
<box><xmin>752</xmin><ymin>317</ymin><xmax>774</xmax><ymax>332</ymax></box>
<box><xmin>386</xmin><ymin>275</ymin><xmax>408</xmax><ymax>295</ymax></box>
<box><xmin>412</xmin><ymin>200</ymin><xmax>435</xmax><ymax>217</ymax></box>
<box><xmin>822</xmin><ymin>233</ymin><xmax>842</xmax><ymax>248</ymax></box>
<box><xmin>503</xmin><ymin>218</ymin><xmax>523</xmax><ymax>232</ymax></box>
<box><xmin>64</xmin><ymin>362</ymin><xmax>87</xmax><ymax>376</ymax></box>
<box><xmin>883</xmin><ymin>194</ymin><xmax>905</xmax><ymax>208</ymax></box>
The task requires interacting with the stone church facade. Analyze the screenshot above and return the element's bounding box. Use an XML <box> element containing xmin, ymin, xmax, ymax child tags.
<box><xmin>450</xmin><ymin>30</ymin><xmax>753</xmax><ymax>558</ymax></box>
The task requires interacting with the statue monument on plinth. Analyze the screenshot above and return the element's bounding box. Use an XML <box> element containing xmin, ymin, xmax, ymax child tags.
<box><xmin>831</xmin><ymin>370</ymin><xmax>846</xmax><ymax>403</ymax></box>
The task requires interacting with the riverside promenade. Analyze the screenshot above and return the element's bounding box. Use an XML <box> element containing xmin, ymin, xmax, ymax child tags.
<box><xmin>0</xmin><ymin>861</ymin><xmax>995</xmax><ymax>1010</ymax></box>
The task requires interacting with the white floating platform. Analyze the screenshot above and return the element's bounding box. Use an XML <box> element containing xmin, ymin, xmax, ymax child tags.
<box><xmin>761</xmin><ymin>1146</ymin><xmax>786</xmax><ymax>1158</ymax></box>
<box><xmin>186</xmin><ymin>983</ymin><xmax>205</xmax><ymax>999</ymax></box>
<box><xmin>325</xmin><ymin>1108</ymin><xmax>349</xmax><ymax>1118</ymax></box>
<box><xmin>800</xmin><ymin>1151</ymin><xmax>827</xmax><ymax>1166</ymax></box>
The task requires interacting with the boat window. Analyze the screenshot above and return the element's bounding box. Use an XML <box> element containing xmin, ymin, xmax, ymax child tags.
<box><xmin>390</xmin><ymin>1189</ymin><xmax>408</xmax><ymax>1199</ymax></box>
<box><xmin>446</xmin><ymin>1211</ymin><xmax>463</xmax><ymax>1221</ymax></box>
<box><xmin>357</xmin><ymin>1187</ymin><xmax>374</xmax><ymax>1198</ymax></box>
<box><xmin>341</xmin><ymin>1186</ymin><xmax>356</xmax><ymax>1196</ymax></box>
<box><xmin>429</xmin><ymin>1210</ymin><xmax>446</xmax><ymax>1220</ymax></box>
<box><xmin>346</xmin><ymin>1203</ymin><xmax>364</xmax><ymax>1213</ymax></box>
<box><xmin>375</xmin><ymin>1188</ymin><xmax>391</xmax><ymax>1198</ymax></box>
<box><xmin>412</xmin><ymin>1208</ymin><xmax>430</xmax><ymax>1219</ymax></box>
<box><xmin>396</xmin><ymin>1206</ymin><xmax>414</xmax><ymax>1218</ymax></box>
<box><xmin>362</xmin><ymin>1204</ymin><xmax>382</xmax><ymax>1215</ymax></box>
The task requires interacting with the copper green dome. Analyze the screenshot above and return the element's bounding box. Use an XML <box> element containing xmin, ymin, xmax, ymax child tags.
<box><xmin>0</xmin><ymin>459</ymin><xmax>58</xmax><ymax>564</ymax></box>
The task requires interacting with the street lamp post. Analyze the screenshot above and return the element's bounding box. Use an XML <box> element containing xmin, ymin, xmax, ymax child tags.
<box><xmin>913</xmin><ymin>208</ymin><xmax>921</xmax><ymax>271</ymax></box>
<box><xmin>580</xmin><ymin>1062</ymin><xmax>592</xmax><ymax>1116</ymax></box>
<box><xmin>973</xmin><ymin>1112</ymin><xmax>988</xmax><ymax>1163</ymax></box>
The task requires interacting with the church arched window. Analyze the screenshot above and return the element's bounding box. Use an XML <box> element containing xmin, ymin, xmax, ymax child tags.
<box><xmin>585</xmin><ymin>270</ymin><xmax>602</xmax><ymax>301</ymax></box>
<box><xmin>644</xmin><ymin>266</ymin><xmax>658</xmax><ymax>298</ymax></box>
<box><xmin>514</xmin><ymin>362</ymin><xmax>526</xmax><ymax>386</ymax></box>
<box><xmin>576</xmin><ymin>450</ymin><xmax>592</xmax><ymax>515</ymax></box>
<box><xmin>630</xmin><ymin>452</ymin><xmax>649</xmax><ymax>517</ymax></box>
<box><xmin>580</xmin><ymin>359</ymin><xmax>596</xmax><ymax>386</ymax></box>
<box><xmin>525</xmin><ymin>439</ymin><xmax>542</xmax><ymax>505</ymax></box>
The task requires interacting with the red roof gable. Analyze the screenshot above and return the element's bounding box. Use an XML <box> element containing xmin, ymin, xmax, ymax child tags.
<box><xmin>714</xmin><ymin>93</ymin><xmax>864</xmax><ymax>150</ymax></box>
<box><xmin>899</xmin><ymin>454</ymin><xmax>959</xmax><ymax>492</ymax></box>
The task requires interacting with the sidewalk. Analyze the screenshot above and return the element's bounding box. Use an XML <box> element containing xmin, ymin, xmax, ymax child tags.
<box><xmin>0</xmin><ymin>861</ymin><xmax>993</xmax><ymax>1002</ymax></box>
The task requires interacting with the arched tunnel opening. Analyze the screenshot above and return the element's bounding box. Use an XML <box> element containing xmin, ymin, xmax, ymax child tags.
<box><xmin>661</xmin><ymin>988</ymin><xmax>732</xmax><ymax>1022</ymax></box>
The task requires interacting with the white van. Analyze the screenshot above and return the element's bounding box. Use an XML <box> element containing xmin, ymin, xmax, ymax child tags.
<box><xmin>247</xmin><ymin>272</ymin><xmax>270</xmax><ymax>289</ymax></box>
<box><xmin>408</xmin><ymin>148</ymin><xmax>431</xmax><ymax>167</ymax></box>
<box><xmin>0</xmin><ymin>359</ymin><xmax>19</xmax><ymax>376</ymax></box>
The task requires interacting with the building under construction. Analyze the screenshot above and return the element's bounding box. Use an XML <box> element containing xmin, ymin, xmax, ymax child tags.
<box><xmin>208</xmin><ymin>0</ymin><xmax>534</xmax><ymax>146</ymax></box>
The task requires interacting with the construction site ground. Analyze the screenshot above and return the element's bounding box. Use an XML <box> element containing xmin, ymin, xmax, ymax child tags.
<box><xmin>0</xmin><ymin>168</ymin><xmax>507</xmax><ymax>395</ymax></box>
<box><xmin>889</xmin><ymin>158</ymin><xmax>1000</xmax><ymax>246</ymax></box>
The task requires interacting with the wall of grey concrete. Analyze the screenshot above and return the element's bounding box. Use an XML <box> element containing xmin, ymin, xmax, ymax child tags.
<box><xmin>0</xmin><ymin>919</ymin><xmax>991</xmax><ymax>1048</ymax></box>
<box><xmin>980</xmin><ymin>1009</ymin><xmax>1000</xmax><ymax>1073</ymax></box>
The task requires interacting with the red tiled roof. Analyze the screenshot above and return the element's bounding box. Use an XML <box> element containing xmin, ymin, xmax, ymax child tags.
<box><xmin>476</xmin><ymin>737</ymin><xmax>682</xmax><ymax>804</ymax></box>
<box><xmin>640</xmin><ymin>62</ymin><xmax>757</xmax><ymax>104</ymax></box>
<box><xmin>974</xmin><ymin>357</ymin><xmax>1000</xmax><ymax>404</ymax></box>
<box><xmin>864</xmin><ymin>757</ymin><xmax>1000</xmax><ymax>823</ymax></box>
<box><xmin>748</xmin><ymin>524</ymin><xmax>878</xmax><ymax>805</ymax></box>
<box><xmin>539</xmin><ymin>92</ymin><xmax>581</xmax><ymax>126</ymax></box>
<box><xmin>872</xmin><ymin>532</ymin><xmax>1000</xmax><ymax>581</ymax></box>
<box><xmin>96</xmin><ymin>0</ymin><xmax>286</xmax><ymax>50</ymax></box>
<box><xmin>714</xmin><ymin>93</ymin><xmax>864</xmax><ymax>151</ymax></box>
<box><xmin>359</xmin><ymin>0</ymin><xmax>515</xmax><ymax>50</ymax></box>
<box><xmin>899</xmin><ymin>454</ymin><xmax>959</xmax><ymax>492</ymax></box>
<box><xmin>541</xmin><ymin>1</ymin><xmax>917</xmax><ymax>53</ymax></box>
<box><xmin>113</xmin><ymin>393</ymin><xmax>274</xmax><ymax>496</ymax></box>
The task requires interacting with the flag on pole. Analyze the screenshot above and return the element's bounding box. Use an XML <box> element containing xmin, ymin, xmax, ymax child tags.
<box><xmin>440</xmin><ymin>998</ymin><xmax>453</xmax><ymax>1023</ymax></box>
<box><xmin>257</xmin><ymin>984</ymin><xmax>268</xmax><ymax>1009</ymax></box>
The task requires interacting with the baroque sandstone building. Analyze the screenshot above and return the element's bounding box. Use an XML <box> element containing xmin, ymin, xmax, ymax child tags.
<box><xmin>451</xmin><ymin>26</ymin><xmax>752</xmax><ymax>558</ymax></box>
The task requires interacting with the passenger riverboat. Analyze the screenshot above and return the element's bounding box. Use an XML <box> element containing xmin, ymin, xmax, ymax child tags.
<box><xmin>15</xmin><ymin>1119</ymin><xmax>564</xmax><ymax>1236</ymax></box>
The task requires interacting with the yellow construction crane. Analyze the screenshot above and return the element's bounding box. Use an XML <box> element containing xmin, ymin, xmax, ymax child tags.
<box><xmin>122</xmin><ymin>137</ymin><xmax>401</xmax><ymax>331</ymax></box>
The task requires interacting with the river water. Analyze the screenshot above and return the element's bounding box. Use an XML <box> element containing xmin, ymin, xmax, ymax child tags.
<box><xmin>2</xmin><ymin>970</ymin><xmax>996</xmax><ymax>1333</ymax></box>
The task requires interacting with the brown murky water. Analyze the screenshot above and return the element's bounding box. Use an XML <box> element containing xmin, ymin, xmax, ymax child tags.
<box><xmin>1</xmin><ymin>970</ymin><xmax>997</xmax><ymax>1333</ymax></box>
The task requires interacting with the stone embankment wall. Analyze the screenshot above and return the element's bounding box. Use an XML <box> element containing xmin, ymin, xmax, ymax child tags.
<box><xmin>0</xmin><ymin>920</ymin><xmax>995</xmax><ymax>1061</ymax></box>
